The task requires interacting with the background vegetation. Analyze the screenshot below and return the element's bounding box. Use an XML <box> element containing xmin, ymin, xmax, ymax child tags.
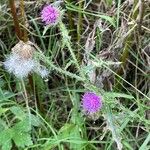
<box><xmin>0</xmin><ymin>0</ymin><xmax>150</xmax><ymax>150</ymax></box>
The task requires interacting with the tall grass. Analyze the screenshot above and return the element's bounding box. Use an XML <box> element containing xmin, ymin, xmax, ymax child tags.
<box><xmin>0</xmin><ymin>0</ymin><xmax>150</xmax><ymax>150</ymax></box>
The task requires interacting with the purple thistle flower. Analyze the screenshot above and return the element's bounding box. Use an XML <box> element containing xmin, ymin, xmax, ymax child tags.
<box><xmin>41</xmin><ymin>5</ymin><xmax>61</xmax><ymax>25</ymax></box>
<box><xmin>82</xmin><ymin>92</ymin><xmax>102</xmax><ymax>114</ymax></box>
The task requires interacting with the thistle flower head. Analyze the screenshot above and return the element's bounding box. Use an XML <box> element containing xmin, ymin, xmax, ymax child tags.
<box><xmin>82</xmin><ymin>92</ymin><xmax>102</xmax><ymax>114</ymax></box>
<box><xmin>41</xmin><ymin>4</ymin><xmax>61</xmax><ymax>25</ymax></box>
<box><xmin>3</xmin><ymin>41</ymin><xmax>49</xmax><ymax>78</ymax></box>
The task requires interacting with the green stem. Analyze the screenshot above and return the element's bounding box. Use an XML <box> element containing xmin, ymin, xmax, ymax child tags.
<box><xmin>21</xmin><ymin>79</ymin><xmax>31</xmax><ymax>126</ymax></box>
<box><xmin>59</xmin><ymin>21</ymin><xmax>85</xmax><ymax>79</ymax></box>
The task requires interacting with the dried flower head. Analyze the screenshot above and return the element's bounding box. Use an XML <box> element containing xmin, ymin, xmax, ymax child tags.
<box><xmin>41</xmin><ymin>4</ymin><xmax>61</xmax><ymax>25</ymax></box>
<box><xmin>82</xmin><ymin>92</ymin><xmax>102</xmax><ymax>114</ymax></box>
<box><xmin>11</xmin><ymin>41</ymin><xmax>34</xmax><ymax>59</ymax></box>
<box><xmin>4</xmin><ymin>41</ymin><xmax>49</xmax><ymax>78</ymax></box>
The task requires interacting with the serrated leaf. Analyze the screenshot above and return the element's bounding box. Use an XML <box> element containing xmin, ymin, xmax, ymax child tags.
<box><xmin>0</xmin><ymin>129</ymin><xmax>13</xmax><ymax>150</ymax></box>
<box><xmin>105</xmin><ymin>106</ymin><xmax>123</xmax><ymax>150</ymax></box>
<box><xmin>1</xmin><ymin>140</ymin><xmax>12</xmax><ymax>150</ymax></box>
<box><xmin>0</xmin><ymin>119</ymin><xmax>7</xmax><ymax>131</ymax></box>
<box><xmin>13</xmin><ymin>119</ymin><xmax>31</xmax><ymax>132</ymax></box>
<box><xmin>0</xmin><ymin>129</ymin><xmax>13</xmax><ymax>144</ymax></box>
<box><xmin>12</xmin><ymin>132</ymin><xmax>33</xmax><ymax>148</ymax></box>
<box><xmin>12</xmin><ymin>119</ymin><xmax>33</xmax><ymax>148</ymax></box>
<box><xmin>30</xmin><ymin>114</ymin><xmax>41</xmax><ymax>127</ymax></box>
<box><xmin>10</xmin><ymin>106</ymin><xmax>26</xmax><ymax>120</ymax></box>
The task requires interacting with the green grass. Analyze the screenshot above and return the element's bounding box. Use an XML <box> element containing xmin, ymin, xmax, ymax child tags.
<box><xmin>0</xmin><ymin>0</ymin><xmax>150</xmax><ymax>150</ymax></box>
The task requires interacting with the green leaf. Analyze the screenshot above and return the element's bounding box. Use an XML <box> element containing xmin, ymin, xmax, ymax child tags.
<box><xmin>12</xmin><ymin>119</ymin><xmax>33</xmax><ymax>148</ymax></box>
<box><xmin>0</xmin><ymin>129</ymin><xmax>13</xmax><ymax>150</ymax></box>
<box><xmin>105</xmin><ymin>92</ymin><xmax>134</xmax><ymax>99</ymax></box>
<box><xmin>0</xmin><ymin>119</ymin><xmax>7</xmax><ymax>131</ymax></box>
<box><xmin>10</xmin><ymin>106</ymin><xmax>26</xmax><ymax>120</ymax></box>
<box><xmin>0</xmin><ymin>129</ymin><xmax>13</xmax><ymax>144</ymax></box>
<box><xmin>12</xmin><ymin>132</ymin><xmax>33</xmax><ymax>148</ymax></box>
<box><xmin>105</xmin><ymin>106</ymin><xmax>123</xmax><ymax>150</ymax></box>
<box><xmin>13</xmin><ymin>119</ymin><xmax>31</xmax><ymax>132</ymax></box>
<box><xmin>1</xmin><ymin>140</ymin><xmax>12</xmax><ymax>150</ymax></box>
<box><xmin>10</xmin><ymin>106</ymin><xmax>41</xmax><ymax>126</ymax></box>
<box><xmin>30</xmin><ymin>114</ymin><xmax>41</xmax><ymax>127</ymax></box>
<box><xmin>69</xmin><ymin>125</ymin><xmax>83</xmax><ymax>150</ymax></box>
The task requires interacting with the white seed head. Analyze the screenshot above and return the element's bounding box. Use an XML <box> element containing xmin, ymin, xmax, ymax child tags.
<box><xmin>4</xmin><ymin>53</ymin><xmax>35</xmax><ymax>78</ymax></box>
<box><xmin>34</xmin><ymin>63</ymin><xmax>49</xmax><ymax>78</ymax></box>
<box><xmin>4</xmin><ymin>41</ymin><xmax>49</xmax><ymax>79</ymax></box>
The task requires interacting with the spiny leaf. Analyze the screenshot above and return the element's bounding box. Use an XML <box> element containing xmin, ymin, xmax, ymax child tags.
<box><xmin>105</xmin><ymin>106</ymin><xmax>123</xmax><ymax>150</ymax></box>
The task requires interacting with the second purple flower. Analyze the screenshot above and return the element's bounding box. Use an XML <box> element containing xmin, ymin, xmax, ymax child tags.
<box><xmin>82</xmin><ymin>92</ymin><xmax>102</xmax><ymax>114</ymax></box>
